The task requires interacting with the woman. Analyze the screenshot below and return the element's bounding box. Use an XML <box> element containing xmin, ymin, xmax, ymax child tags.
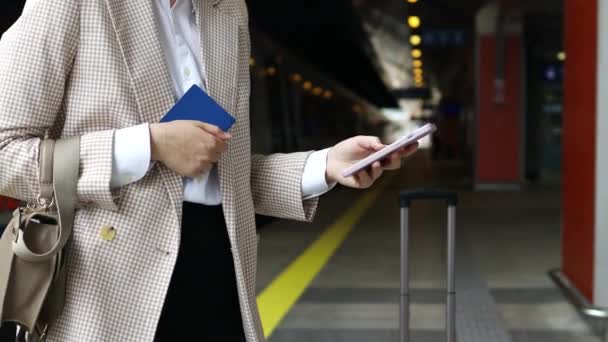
<box><xmin>0</xmin><ymin>0</ymin><xmax>415</xmax><ymax>341</ymax></box>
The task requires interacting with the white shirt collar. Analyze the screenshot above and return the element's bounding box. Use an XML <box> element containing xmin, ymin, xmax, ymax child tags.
<box><xmin>159</xmin><ymin>0</ymin><xmax>196</xmax><ymax>15</ymax></box>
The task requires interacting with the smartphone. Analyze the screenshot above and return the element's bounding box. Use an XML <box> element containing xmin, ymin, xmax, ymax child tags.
<box><xmin>341</xmin><ymin>123</ymin><xmax>436</xmax><ymax>178</ymax></box>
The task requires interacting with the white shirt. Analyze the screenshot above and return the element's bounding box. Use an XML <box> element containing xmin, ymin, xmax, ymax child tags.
<box><xmin>109</xmin><ymin>0</ymin><xmax>333</xmax><ymax>204</ymax></box>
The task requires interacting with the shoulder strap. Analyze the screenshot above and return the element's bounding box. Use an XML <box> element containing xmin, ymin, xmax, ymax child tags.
<box><xmin>50</xmin><ymin>137</ymin><xmax>80</xmax><ymax>256</ymax></box>
<box><xmin>38</xmin><ymin>139</ymin><xmax>55</xmax><ymax>203</ymax></box>
<box><xmin>13</xmin><ymin>137</ymin><xmax>80</xmax><ymax>262</ymax></box>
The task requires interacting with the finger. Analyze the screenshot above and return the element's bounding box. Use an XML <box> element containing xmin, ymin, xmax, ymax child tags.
<box><xmin>200</xmin><ymin>141</ymin><xmax>221</xmax><ymax>163</ymax></box>
<box><xmin>353</xmin><ymin>173</ymin><xmax>365</xmax><ymax>188</ymax></box>
<box><xmin>392</xmin><ymin>145</ymin><xmax>416</xmax><ymax>161</ymax></box>
<box><xmin>403</xmin><ymin>147</ymin><xmax>418</xmax><ymax>159</ymax></box>
<box><xmin>401</xmin><ymin>142</ymin><xmax>419</xmax><ymax>155</ymax></box>
<box><xmin>214</xmin><ymin>138</ymin><xmax>228</xmax><ymax>154</ymax></box>
<box><xmin>207</xmin><ymin>139</ymin><xmax>228</xmax><ymax>164</ymax></box>
<box><xmin>382</xmin><ymin>153</ymin><xmax>402</xmax><ymax>170</ymax></box>
<box><xmin>194</xmin><ymin>122</ymin><xmax>232</xmax><ymax>140</ymax></box>
<box><xmin>370</xmin><ymin>161</ymin><xmax>383</xmax><ymax>179</ymax></box>
<box><xmin>206</xmin><ymin>152</ymin><xmax>220</xmax><ymax>163</ymax></box>
<box><xmin>382</xmin><ymin>151</ymin><xmax>400</xmax><ymax>163</ymax></box>
<box><xmin>192</xmin><ymin>121</ymin><xmax>221</xmax><ymax>134</ymax></box>
<box><xmin>357</xmin><ymin>136</ymin><xmax>385</xmax><ymax>151</ymax></box>
<box><xmin>355</xmin><ymin>168</ymin><xmax>373</xmax><ymax>187</ymax></box>
<box><xmin>197</xmin><ymin>138</ymin><xmax>218</xmax><ymax>160</ymax></box>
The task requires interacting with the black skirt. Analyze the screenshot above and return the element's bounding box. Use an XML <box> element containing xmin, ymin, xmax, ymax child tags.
<box><xmin>154</xmin><ymin>202</ymin><xmax>246</xmax><ymax>341</ymax></box>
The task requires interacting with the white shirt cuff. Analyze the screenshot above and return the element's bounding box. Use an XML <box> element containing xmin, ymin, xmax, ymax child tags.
<box><xmin>110</xmin><ymin>123</ymin><xmax>152</xmax><ymax>188</ymax></box>
<box><xmin>302</xmin><ymin>148</ymin><xmax>336</xmax><ymax>200</ymax></box>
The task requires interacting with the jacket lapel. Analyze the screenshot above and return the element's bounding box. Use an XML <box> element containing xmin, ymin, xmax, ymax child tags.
<box><xmin>195</xmin><ymin>0</ymin><xmax>239</xmax><ymax>123</ymax></box>
<box><xmin>194</xmin><ymin>0</ymin><xmax>240</xmax><ymax>240</ymax></box>
<box><xmin>105</xmin><ymin>0</ymin><xmax>184</xmax><ymax>222</ymax></box>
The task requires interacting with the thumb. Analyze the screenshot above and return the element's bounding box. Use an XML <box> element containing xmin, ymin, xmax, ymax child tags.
<box><xmin>358</xmin><ymin>136</ymin><xmax>384</xmax><ymax>151</ymax></box>
<box><xmin>192</xmin><ymin>121</ymin><xmax>232</xmax><ymax>140</ymax></box>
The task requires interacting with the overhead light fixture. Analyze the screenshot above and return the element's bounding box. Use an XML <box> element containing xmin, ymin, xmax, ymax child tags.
<box><xmin>413</xmin><ymin>59</ymin><xmax>423</xmax><ymax>68</ymax></box>
<box><xmin>411</xmin><ymin>49</ymin><xmax>422</xmax><ymax>58</ymax></box>
<box><xmin>322</xmin><ymin>90</ymin><xmax>334</xmax><ymax>99</ymax></box>
<box><xmin>408</xmin><ymin>16</ymin><xmax>421</xmax><ymax>29</ymax></box>
<box><xmin>407</xmin><ymin>0</ymin><xmax>419</xmax><ymax>3</ymax></box>
<box><xmin>290</xmin><ymin>73</ymin><xmax>303</xmax><ymax>83</ymax></box>
<box><xmin>410</xmin><ymin>35</ymin><xmax>422</xmax><ymax>46</ymax></box>
<box><xmin>312</xmin><ymin>87</ymin><xmax>323</xmax><ymax>96</ymax></box>
<box><xmin>557</xmin><ymin>51</ymin><xmax>566</xmax><ymax>61</ymax></box>
<box><xmin>413</xmin><ymin>68</ymin><xmax>423</xmax><ymax>76</ymax></box>
<box><xmin>303</xmin><ymin>81</ymin><xmax>313</xmax><ymax>91</ymax></box>
<box><xmin>265</xmin><ymin>67</ymin><xmax>277</xmax><ymax>77</ymax></box>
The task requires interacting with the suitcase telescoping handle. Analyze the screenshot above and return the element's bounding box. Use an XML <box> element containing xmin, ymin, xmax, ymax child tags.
<box><xmin>399</xmin><ymin>189</ymin><xmax>458</xmax><ymax>342</ymax></box>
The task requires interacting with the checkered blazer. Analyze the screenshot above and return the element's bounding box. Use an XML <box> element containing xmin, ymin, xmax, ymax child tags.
<box><xmin>0</xmin><ymin>0</ymin><xmax>319</xmax><ymax>340</ymax></box>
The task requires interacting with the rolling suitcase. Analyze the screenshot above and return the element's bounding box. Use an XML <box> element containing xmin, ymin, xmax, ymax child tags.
<box><xmin>399</xmin><ymin>189</ymin><xmax>458</xmax><ymax>342</ymax></box>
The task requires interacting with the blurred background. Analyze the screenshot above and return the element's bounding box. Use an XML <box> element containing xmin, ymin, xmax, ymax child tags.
<box><xmin>2</xmin><ymin>0</ymin><xmax>607</xmax><ymax>341</ymax></box>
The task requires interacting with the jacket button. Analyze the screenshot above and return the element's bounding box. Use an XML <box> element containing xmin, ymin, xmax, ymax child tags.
<box><xmin>100</xmin><ymin>226</ymin><xmax>117</xmax><ymax>241</ymax></box>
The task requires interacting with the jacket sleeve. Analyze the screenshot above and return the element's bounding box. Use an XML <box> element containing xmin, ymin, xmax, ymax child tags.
<box><xmin>251</xmin><ymin>152</ymin><xmax>319</xmax><ymax>222</ymax></box>
<box><xmin>0</xmin><ymin>0</ymin><xmax>120</xmax><ymax>211</ymax></box>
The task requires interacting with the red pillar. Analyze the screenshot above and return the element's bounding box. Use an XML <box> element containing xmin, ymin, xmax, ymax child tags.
<box><xmin>561</xmin><ymin>0</ymin><xmax>598</xmax><ymax>302</ymax></box>
<box><xmin>475</xmin><ymin>3</ymin><xmax>523</xmax><ymax>188</ymax></box>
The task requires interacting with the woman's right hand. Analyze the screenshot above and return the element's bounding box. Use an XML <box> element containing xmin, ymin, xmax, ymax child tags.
<box><xmin>149</xmin><ymin>121</ymin><xmax>231</xmax><ymax>177</ymax></box>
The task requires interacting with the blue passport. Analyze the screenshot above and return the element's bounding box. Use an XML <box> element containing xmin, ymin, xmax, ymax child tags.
<box><xmin>160</xmin><ymin>84</ymin><xmax>236</xmax><ymax>132</ymax></box>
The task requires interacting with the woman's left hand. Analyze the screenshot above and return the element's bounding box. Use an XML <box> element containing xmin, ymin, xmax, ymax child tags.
<box><xmin>325</xmin><ymin>136</ymin><xmax>419</xmax><ymax>189</ymax></box>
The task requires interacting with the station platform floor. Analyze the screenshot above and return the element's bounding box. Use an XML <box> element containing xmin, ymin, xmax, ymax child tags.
<box><xmin>255</xmin><ymin>151</ymin><xmax>604</xmax><ymax>342</ymax></box>
<box><xmin>0</xmin><ymin>151</ymin><xmax>603</xmax><ymax>342</ymax></box>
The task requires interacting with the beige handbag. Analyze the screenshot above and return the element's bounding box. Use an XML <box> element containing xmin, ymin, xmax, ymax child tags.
<box><xmin>0</xmin><ymin>137</ymin><xmax>80</xmax><ymax>341</ymax></box>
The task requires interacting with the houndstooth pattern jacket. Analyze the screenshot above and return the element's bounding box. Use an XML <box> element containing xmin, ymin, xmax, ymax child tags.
<box><xmin>0</xmin><ymin>0</ymin><xmax>319</xmax><ymax>341</ymax></box>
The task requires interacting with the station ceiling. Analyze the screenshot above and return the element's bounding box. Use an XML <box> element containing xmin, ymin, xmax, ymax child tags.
<box><xmin>247</xmin><ymin>0</ymin><xmax>489</xmax><ymax>108</ymax></box>
<box><xmin>246</xmin><ymin>0</ymin><xmax>399</xmax><ymax>108</ymax></box>
<box><xmin>248</xmin><ymin>0</ymin><xmax>562</xmax><ymax>108</ymax></box>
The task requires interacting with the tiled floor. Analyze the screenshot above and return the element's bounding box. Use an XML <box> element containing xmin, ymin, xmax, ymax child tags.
<box><xmin>257</xmin><ymin>152</ymin><xmax>604</xmax><ymax>342</ymax></box>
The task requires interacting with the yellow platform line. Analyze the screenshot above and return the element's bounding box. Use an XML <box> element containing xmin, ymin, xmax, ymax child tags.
<box><xmin>256</xmin><ymin>180</ymin><xmax>389</xmax><ymax>338</ymax></box>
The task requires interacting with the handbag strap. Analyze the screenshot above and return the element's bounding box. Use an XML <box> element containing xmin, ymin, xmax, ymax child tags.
<box><xmin>12</xmin><ymin>137</ymin><xmax>80</xmax><ymax>263</ymax></box>
<box><xmin>38</xmin><ymin>139</ymin><xmax>55</xmax><ymax>203</ymax></box>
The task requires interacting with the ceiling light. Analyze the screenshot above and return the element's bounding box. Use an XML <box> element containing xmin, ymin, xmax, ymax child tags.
<box><xmin>266</xmin><ymin>67</ymin><xmax>277</xmax><ymax>76</ymax></box>
<box><xmin>410</xmin><ymin>35</ymin><xmax>422</xmax><ymax>46</ymax></box>
<box><xmin>291</xmin><ymin>73</ymin><xmax>303</xmax><ymax>83</ymax></box>
<box><xmin>408</xmin><ymin>16</ymin><xmax>421</xmax><ymax>29</ymax></box>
